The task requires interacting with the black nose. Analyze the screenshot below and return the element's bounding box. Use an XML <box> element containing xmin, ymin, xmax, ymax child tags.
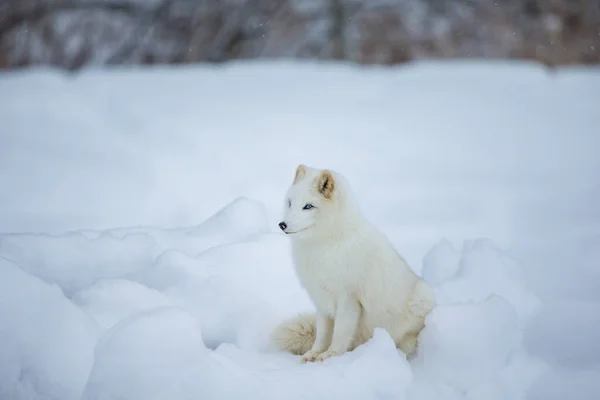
<box><xmin>279</xmin><ymin>222</ymin><xmax>287</xmax><ymax>231</ymax></box>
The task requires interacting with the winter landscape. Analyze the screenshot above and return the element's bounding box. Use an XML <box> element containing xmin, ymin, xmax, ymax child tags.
<box><xmin>1</xmin><ymin>2</ymin><xmax>600</xmax><ymax>399</ymax></box>
<box><xmin>1</xmin><ymin>58</ymin><xmax>599</xmax><ymax>399</ymax></box>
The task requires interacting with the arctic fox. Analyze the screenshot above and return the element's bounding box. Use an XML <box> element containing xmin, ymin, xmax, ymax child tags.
<box><xmin>272</xmin><ymin>164</ymin><xmax>435</xmax><ymax>363</ymax></box>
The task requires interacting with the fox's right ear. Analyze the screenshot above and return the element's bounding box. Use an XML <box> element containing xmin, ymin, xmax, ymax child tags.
<box><xmin>293</xmin><ymin>164</ymin><xmax>307</xmax><ymax>184</ymax></box>
<box><xmin>317</xmin><ymin>170</ymin><xmax>335</xmax><ymax>199</ymax></box>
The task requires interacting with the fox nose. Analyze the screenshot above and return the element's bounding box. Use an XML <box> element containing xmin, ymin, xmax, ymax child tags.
<box><xmin>279</xmin><ymin>222</ymin><xmax>287</xmax><ymax>231</ymax></box>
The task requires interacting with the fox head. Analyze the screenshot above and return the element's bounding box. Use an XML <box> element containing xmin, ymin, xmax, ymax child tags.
<box><xmin>278</xmin><ymin>164</ymin><xmax>340</xmax><ymax>237</ymax></box>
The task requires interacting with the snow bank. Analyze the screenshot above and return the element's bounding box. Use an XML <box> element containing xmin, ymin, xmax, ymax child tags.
<box><xmin>0</xmin><ymin>195</ymin><xmax>549</xmax><ymax>400</ymax></box>
<box><xmin>409</xmin><ymin>239</ymin><xmax>548</xmax><ymax>399</ymax></box>
<box><xmin>0</xmin><ymin>197</ymin><xmax>269</xmax><ymax>297</ymax></box>
<box><xmin>0</xmin><ymin>258</ymin><xmax>99</xmax><ymax>400</ymax></box>
<box><xmin>81</xmin><ymin>307</ymin><xmax>213</xmax><ymax>400</ymax></box>
<box><xmin>1</xmin><ymin>60</ymin><xmax>598</xmax><ymax>399</ymax></box>
<box><xmin>424</xmin><ymin>239</ymin><xmax>543</xmax><ymax>325</ymax></box>
<box><xmin>140</xmin><ymin>232</ymin><xmax>313</xmax><ymax>351</ymax></box>
<box><xmin>72</xmin><ymin>279</ymin><xmax>175</xmax><ymax>331</ymax></box>
<box><xmin>0</xmin><ymin>232</ymin><xmax>159</xmax><ymax>297</ymax></box>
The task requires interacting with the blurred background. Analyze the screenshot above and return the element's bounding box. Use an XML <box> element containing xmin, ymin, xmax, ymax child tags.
<box><xmin>1</xmin><ymin>0</ymin><xmax>599</xmax><ymax>71</ymax></box>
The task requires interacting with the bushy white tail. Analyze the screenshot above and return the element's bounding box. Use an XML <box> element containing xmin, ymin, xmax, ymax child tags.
<box><xmin>271</xmin><ymin>313</ymin><xmax>316</xmax><ymax>355</ymax></box>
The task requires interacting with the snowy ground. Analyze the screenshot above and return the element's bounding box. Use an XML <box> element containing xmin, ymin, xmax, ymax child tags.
<box><xmin>1</xmin><ymin>60</ymin><xmax>599</xmax><ymax>400</ymax></box>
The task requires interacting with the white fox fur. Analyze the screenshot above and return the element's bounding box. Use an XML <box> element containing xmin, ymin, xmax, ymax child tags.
<box><xmin>272</xmin><ymin>164</ymin><xmax>435</xmax><ymax>362</ymax></box>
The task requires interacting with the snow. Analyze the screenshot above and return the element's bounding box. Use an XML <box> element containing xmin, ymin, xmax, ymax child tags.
<box><xmin>81</xmin><ymin>307</ymin><xmax>213</xmax><ymax>400</ymax></box>
<box><xmin>428</xmin><ymin>239</ymin><xmax>543</xmax><ymax>325</ymax></box>
<box><xmin>0</xmin><ymin>258</ymin><xmax>99</xmax><ymax>400</ymax></box>
<box><xmin>1</xmin><ymin>60</ymin><xmax>600</xmax><ymax>399</ymax></box>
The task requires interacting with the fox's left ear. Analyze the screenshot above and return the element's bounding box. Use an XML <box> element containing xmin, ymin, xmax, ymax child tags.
<box><xmin>317</xmin><ymin>170</ymin><xmax>335</xmax><ymax>199</ymax></box>
<box><xmin>293</xmin><ymin>164</ymin><xmax>307</xmax><ymax>184</ymax></box>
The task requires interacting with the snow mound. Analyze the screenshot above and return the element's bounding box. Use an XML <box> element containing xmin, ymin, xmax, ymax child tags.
<box><xmin>0</xmin><ymin>232</ymin><xmax>160</xmax><ymax>297</ymax></box>
<box><xmin>419</xmin><ymin>295</ymin><xmax>521</xmax><ymax>391</ymax></box>
<box><xmin>81</xmin><ymin>307</ymin><xmax>212</xmax><ymax>400</ymax></box>
<box><xmin>209</xmin><ymin>328</ymin><xmax>413</xmax><ymax>400</ymax></box>
<box><xmin>414</xmin><ymin>238</ymin><xmax>548</xmax><ymax>399</ymax></box>
<box><xmin>140</xmin><ymin>233</ymin><xmax>313</xmax><ymax>351</ymax></box>
<box><xmin>0</xmin><ymin>198</ymin><xmax>548</xmax><ymax>400</ymax></box>
<box><xmin>105</xmin><ymin>196</ymin><xmax>271</xmax><ymax>257</ymax></box>
<box><xmin>72</xmin><ymin>279</ymin><xmax>175</xmax><ymax>331</ymax></box>
<box><xmin>422</xmin><ymin>238</ymin><xmax>462</xmax><ymax>286</ymax></box>
<box><xmin>0</xmin><ymin>197</ymin><xmax>270</xmax><ymax>298</ymax></box>
<box><xmin>0</xmin><ymin>257</ymin><xmax>99</xmax><ymax>400</ymax></box>
<box><xmin>424</xmin><ymin>238</ymin><xmax>543</xmax><ymax>325</ymax></box>
<box><xmin>83</xmin><ymin>308</ymin><xmax>412</xmax><ymax>400</ymax></box>
<box><xmin>412</xmin><ymin>295</ymin><xmax>546</xmax><ymax>399</ymax></box>
<box><xmin>185</xmin><ymin>196</ymin><xmax>270</xmax><ymax>239</ymax></box>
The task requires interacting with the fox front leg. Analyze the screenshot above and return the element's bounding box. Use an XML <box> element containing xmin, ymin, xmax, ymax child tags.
<box><xmin>316</xmin><ymin>296</ymin><xmax>361</xmax><ymax>362</ymax></box>
<box><xmin>301</xmin><ymin>313</ymin><xmax>333</xmax><ymax>363</ymax></box>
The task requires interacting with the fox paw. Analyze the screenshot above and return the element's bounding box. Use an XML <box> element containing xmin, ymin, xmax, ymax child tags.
<box><xmin>316</xmin><ymin>350</ymin><xmax>339</xmax><ymax>362</ymax></box>
<box><xmin>300</xmin><ymin>350</ymin><xmax>322</xmax><ymax>363</ymax></box>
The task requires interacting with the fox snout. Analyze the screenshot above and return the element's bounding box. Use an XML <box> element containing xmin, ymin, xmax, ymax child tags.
<box><xmin>278</xmin><ymin>222</ymin><xmax>287</xmax><ymax>232</ymax></box>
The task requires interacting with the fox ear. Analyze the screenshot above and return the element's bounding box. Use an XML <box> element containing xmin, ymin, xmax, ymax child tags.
<box><xmin>317</xmin><ymin>170</ymin><xmax>335</xmax><ymax>199</ymax></box>
<box><xmin>293</xmin><ymin>164</ymin><xmax>307</xmax><ymax>184</ymax></box>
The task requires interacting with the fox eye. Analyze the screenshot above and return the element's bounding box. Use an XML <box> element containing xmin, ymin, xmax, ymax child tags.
<box><xmin>288</xmin><ymin>199</ymin><xmax>291</xmax><ymax>208</ymax></box>
<box><xmin>303</xmin><ymin>204</ymin><xmax>314</xmax><ymax>210</ymax></box>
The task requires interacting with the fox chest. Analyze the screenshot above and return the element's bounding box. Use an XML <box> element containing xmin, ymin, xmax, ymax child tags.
<box><xmin>292</xmin><ymin>251</ymin><xmax>359</xmax><ymax>317</ymax></box>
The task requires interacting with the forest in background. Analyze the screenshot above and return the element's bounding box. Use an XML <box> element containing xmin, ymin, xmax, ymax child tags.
<box><xmin>1</xmin><ymin>0</ymin><xmax>599</xmax><ymax>70</ymax></box>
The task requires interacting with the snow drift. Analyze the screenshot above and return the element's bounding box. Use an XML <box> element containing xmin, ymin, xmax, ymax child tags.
<box><xmin>0</xmin><ymin>197</ymin><xmax>547</xmax><ymax>399</ymax></box>
<box><xmin>1</xmin><ymin>60</ymin><xmax>599</xmax><ymax>399</ymax></box>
